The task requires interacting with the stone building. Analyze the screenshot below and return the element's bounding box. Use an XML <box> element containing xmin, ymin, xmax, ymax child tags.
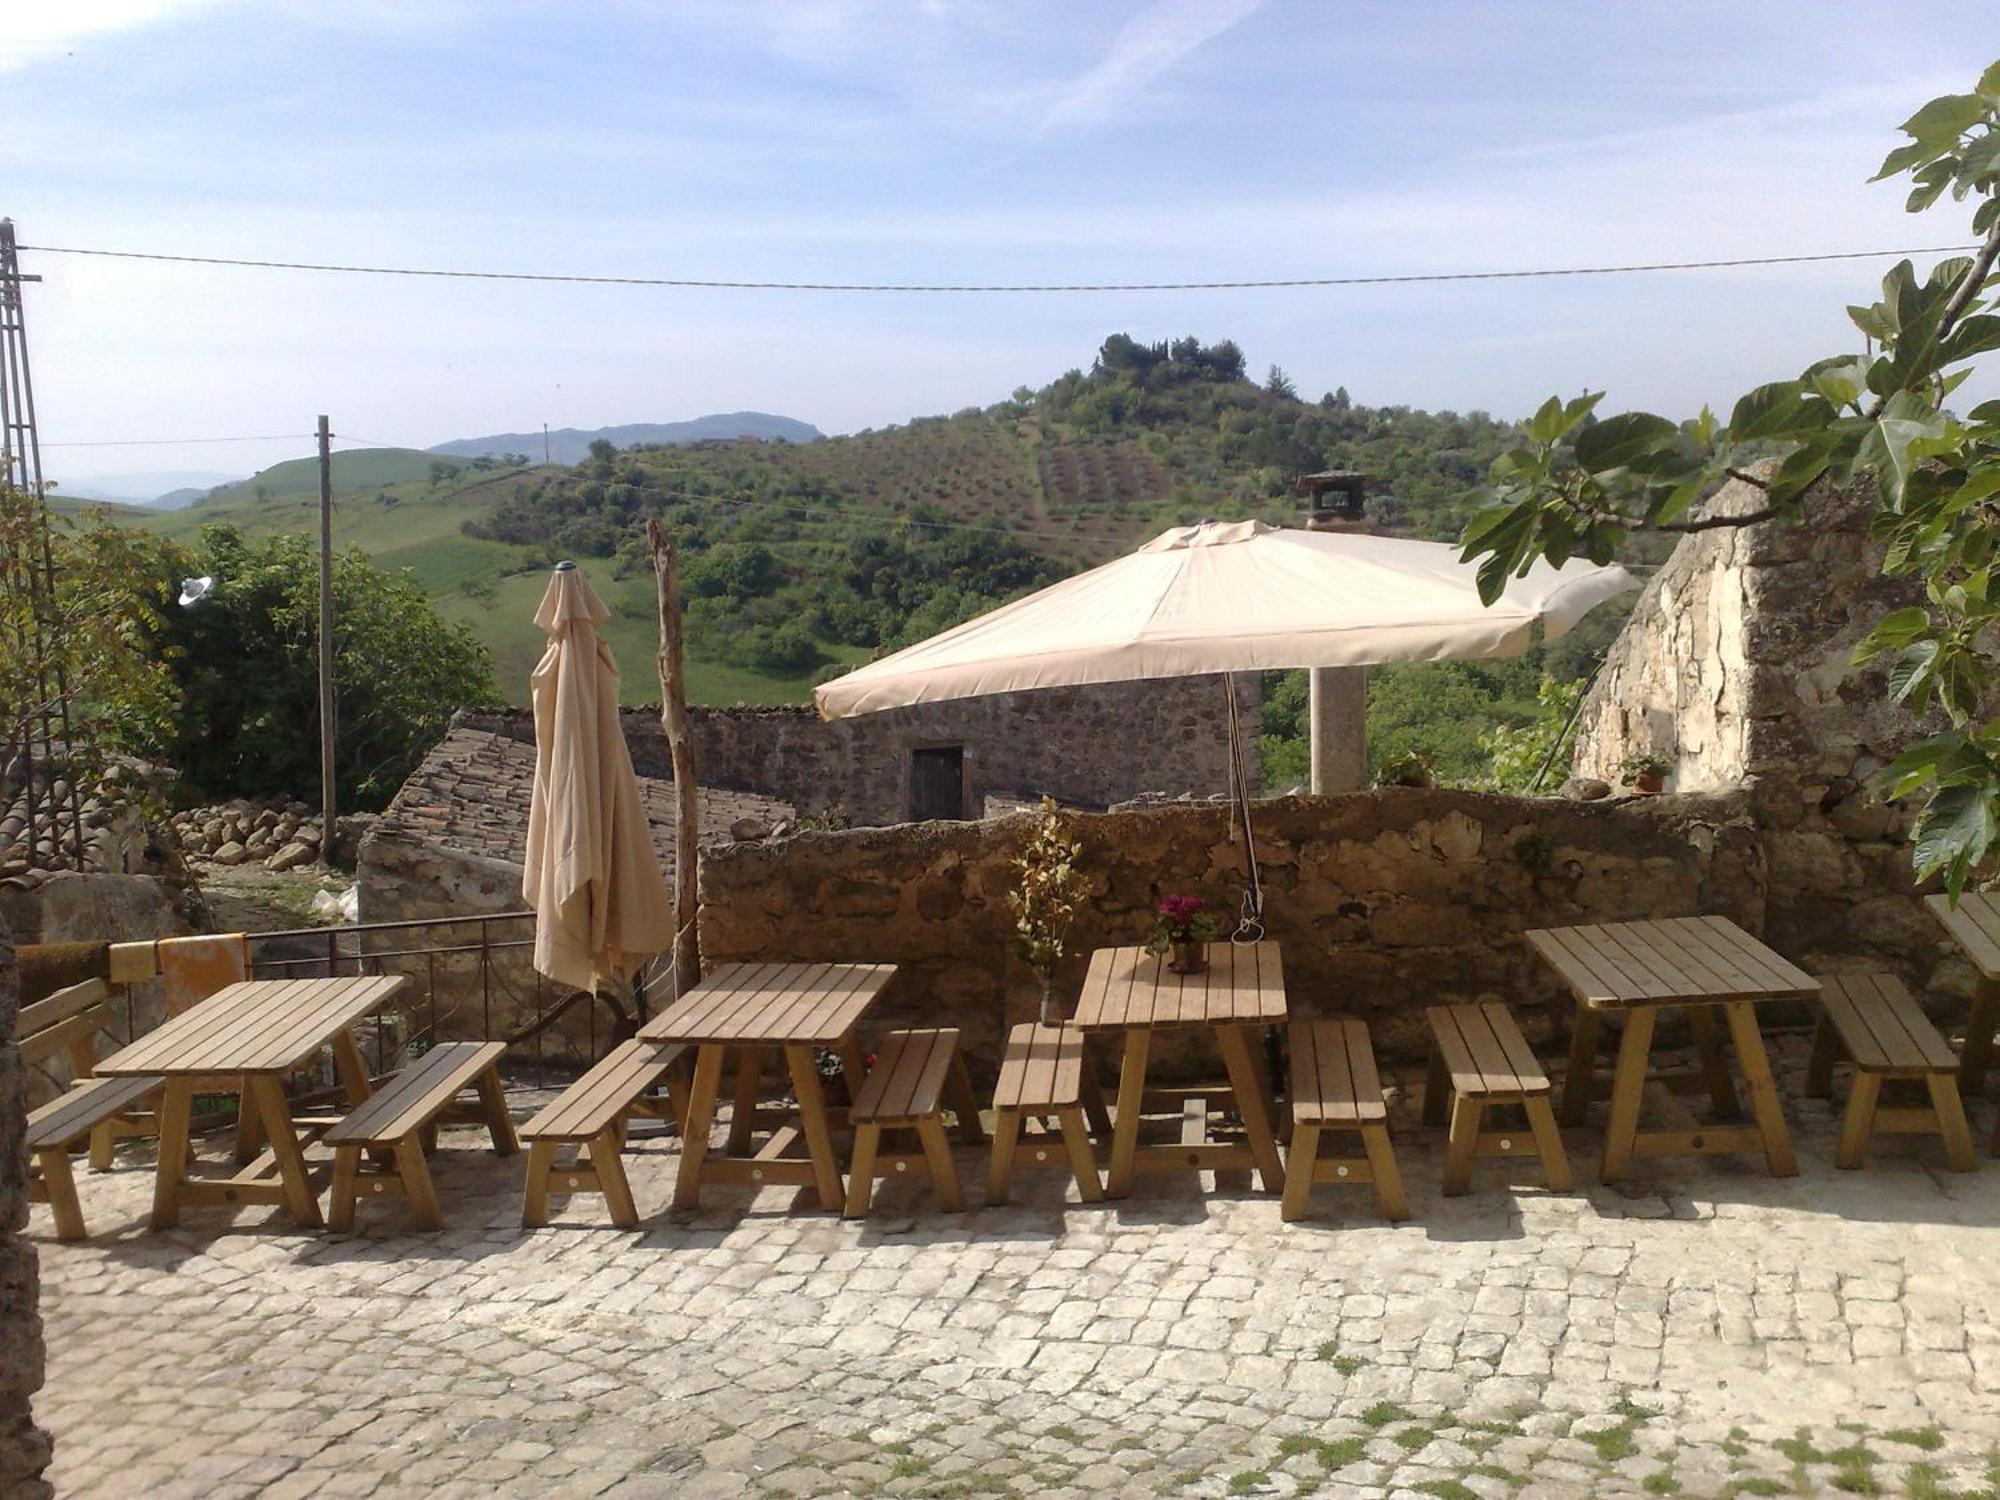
<box><xmin>1</xmin><ymin>919</ymin><xmax>55</xmax><ymax>1499</ymax></box>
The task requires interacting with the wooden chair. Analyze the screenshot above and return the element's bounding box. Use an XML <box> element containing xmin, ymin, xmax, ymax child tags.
<box><xmin>19</xmin><ymin>979</ymin><xmax>165</xmax><ymax>1239</ymax></box>
<box><xmin>1282</xmin><ymin>1018</ymin><xmax>1408</xmax><ymax>1222</ymax></box>
<box><xmin>1424</xmin><ymin>1002</ymin><xmax>1573</xmax><ymax>1195</ymax></box>
<box><xmin>519</xmin><ymin>1040</ymin><xmax>690</xmax><ymax>1228</ymax></box>
<box><xmin>325</xmin><ymin>1042</ymin><xmax>517</xmax><ymax>1231</ymax></box>
<box><xmin>845</xmin><ymin>1028</ymin><xmax>984</xmax><ymax>1218</ymax></box>
<box><xmin>1807</xmin><ymin>973</ymin><xmax>1979</xmax><ymax>1169</ymax></box>
<box><xmin>986</xmin><ymin>1021</ymin><xmax>1110</xmax><ymax>1205</ymax></box>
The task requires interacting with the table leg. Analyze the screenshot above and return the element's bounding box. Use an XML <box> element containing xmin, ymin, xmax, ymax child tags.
<box><xmin>1106</xmin><ymin>1028</ymin><xmax>1152</xmax><ymax>1198</ymax></box>
<box><xmin>1599</xmin><ymin>1008</ymin><xmax>1656</xmax><ymax>1183</ymax></box>
<box><xmin>149</xmin><ymin>1078</ymin><xmax>195</xmax><ymax>1231</ymax></box>
<box><xmin>785</xmin><ymin>1043</ymin><xmax>845</xmax><ymax>1212</ymax></box>
<box><xmin>1561</xmin><ymin>1005</ymin><xmax>1600</xmax><ymax>1126</ymax></box>
<box><xmin>248</xmin><ymin>1074</ymin><xmax>325</xmax><ymax>1228</ymax></box>
<box><xmin>1216</xmin><ymin>1024</ymin><xmax>1286</xmax><ymax>1194</ymax></box>
<box><xmin>1962</xmin><ymin>977</ymin><xmax>1999</xmax><ymax>1096</ymax></box>
<box><xmin>1723</xmin><ymin>1000</ymin><xmax>1797</xmax><ymax>1177</ymax></box>
<box><xmin>671</xmin><ymin>1044</ymin><xmax>725</xmax><ymax>1210</ymax></box>
<box><xmin>331</xmin><ymin>1028</ymin><xmax>374</xmax><ymax>1104</ymax></box>
<box><xmin>1688</xmin><ymin>1004</ymin><xmax>1742</xmax><ymax>1119</ymax></box>
<box><xmin>726</xmin><ymin>1046</ymin><xmax>764</xmax><ymax>1156</ymax></box>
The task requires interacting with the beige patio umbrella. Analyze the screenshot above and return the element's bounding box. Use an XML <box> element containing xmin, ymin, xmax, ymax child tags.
<box><xmin>815</xmin><ymin>519</ymin><xmax>1638</xmax><ymax>717</ymax></box>
<box><xmin>524</xmin><ymin>562</ymin><xmax>675</xmax><ymax>993</ymax></box>
<box><xmin>814</xmin><ymin>519</ymin><xmax>1638</xmax><ymax>930</ymax></box>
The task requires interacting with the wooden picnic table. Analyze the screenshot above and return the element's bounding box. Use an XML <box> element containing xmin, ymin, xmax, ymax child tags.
<box><xmin>1072</xmin><ymin>941</ymin><xmax>1288</xmax><ymax>1197</ymax></box>
<box><xmin>94</xmin><ymin>974</ymin><xmax>408</xmax><ymax>1230</ymax></box>
<box><xmin>637</xmin><ymin>960</ymin><xmax>896</xmax><ymax>1212</ymax></box>
<box><xmin>1526</xmin><ymin>915</ymin><xmax>1815</xmax><ymax>1181</ymax></box>
<box><xmin>1923</xmin><ymin>892</ymin><xmax>2000</xmax><ymax>1094</ymax></box>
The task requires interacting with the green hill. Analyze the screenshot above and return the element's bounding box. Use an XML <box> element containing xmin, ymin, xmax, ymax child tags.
<box><xmin>117</xmin><ymin>336</ymin><xmax>1601</xmax><ymax>756</ymax></box>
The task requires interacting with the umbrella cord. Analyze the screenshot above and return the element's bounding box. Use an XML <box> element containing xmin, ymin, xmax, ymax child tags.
<box><xmin>1224</xmin><ymin>676</ymin><xmax>1266</xmax><ymax>943</ymax></box>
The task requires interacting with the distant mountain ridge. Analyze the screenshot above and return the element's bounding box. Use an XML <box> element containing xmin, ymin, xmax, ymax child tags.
<box><xmin>54</xmin><ymin>469</ymin><xmax>243</xmax><ymax>508</ymax></box>
<box><xmin>430</xmin><ymin>412</ymin><xmax>822</xmax><ymax>465</ymax></box>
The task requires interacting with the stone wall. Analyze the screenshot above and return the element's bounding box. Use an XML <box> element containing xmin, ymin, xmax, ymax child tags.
<box><xmin>1573</xmin><ymin>474</ymin><xmax>1927</xmax><ymax>792</ymax></box>
<box><xmin>699</xmin><ymin>788</ymin><xmax>1777</xmax><ymax>1077</ymax></box>
<box><xmin>0</xmin><ymin>918</ymin><xmax>55</xmax><ymax>1499</ymax></box>
<box><xmin>456</xmin><ymin>673</ymin><xmax>1259</xmax><ymax>826</ymax></box>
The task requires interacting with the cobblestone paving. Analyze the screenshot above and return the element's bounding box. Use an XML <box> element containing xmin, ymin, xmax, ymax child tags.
<box><xmin>25</xmin><ymin>1035</ymin><xmax>2000</xmax><ymax>1498</ymax></box>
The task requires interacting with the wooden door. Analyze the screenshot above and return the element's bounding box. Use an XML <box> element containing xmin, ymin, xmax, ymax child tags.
<box><xmin>908</xmin><ymin>746</ymin><xmax>966</xmax><ymax>821</ymax></box>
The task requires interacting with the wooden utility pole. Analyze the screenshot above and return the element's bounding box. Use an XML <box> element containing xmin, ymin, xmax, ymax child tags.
<box><xmin>316</xmin><ymin>415</ymin><xmax>337</xmax><ymax>860</ymax></box>
<box><xmin>646</xmin><ymin>519</ymin><xmax>701</xmax><ymax>994</ymax></box>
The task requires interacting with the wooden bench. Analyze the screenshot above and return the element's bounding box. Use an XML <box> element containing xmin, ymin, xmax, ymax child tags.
<box><xmin>845</xmin><ymin>1028</ymin><xmax>984</xmax><ymax>1218</ymax></box>
<box><xmin>1282</xmin><ymin>1018</ymin><xmax>1408</xmax><ymax>1222</ymax></box>
<box><xmin>26</xmin><ymin>1075</ymin><xmax>166</xmax><ymax>1240</ymax></box>
<box><xmin>325</xmin><ymin>1042</ymin><xmax>517</xmax><ymax>1230</ymax></box>
<box><xmin>1807</xmin><ymin>973</ymin><xmax>1979</xmax><ymax>1170</ymax></box>
<box><xmin>519</xmin><ymin>1039</ymin><xmax>690</xmax><ymax>1227</ymax></box>
<box><xmin>1424</xmin><ymin>1002</ymin><xmax>1573</xmax><ymax>1195</ymax></box>
<box><xmin>986</xmin><ymin>1022</ymin><xmax>1110</xmax><ymax>1205</ymax></box>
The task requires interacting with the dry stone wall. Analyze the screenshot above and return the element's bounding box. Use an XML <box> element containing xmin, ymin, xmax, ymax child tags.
<box><xmin>456</xmin><ymin>673</ymin><xmax>1258</xmax><ymax>826</ymax></box>
<box><xmin>699</xmin><ymin>788</ymin><xmax>1771</xmax><ymax>1077</ymax></box>
<box><xmin>0</xmin><ymin>917</ymin><xmax>55</xmax><ymax>1500</ymax></box>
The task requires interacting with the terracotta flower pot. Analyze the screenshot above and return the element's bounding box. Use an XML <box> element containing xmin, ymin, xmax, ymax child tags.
<box><xmin>1168</xmin><ymin>938</ymin><xmax>1208</xmax><ymax>974</ymax></box>
<box><xmin>1633</xmin><ymin>770</ymin><xmax>1665</xmax><ymax>795</ymax></box>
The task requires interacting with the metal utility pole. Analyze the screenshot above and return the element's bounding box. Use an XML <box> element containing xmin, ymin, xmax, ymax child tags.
<box><xmin>317</xmin><ymin>414</ymin><xmax>337</xmax><ymax>860</ymax></box>
<box><xmin>1296</xmin><ymin>471</ymin><xmax>1372</xmax><ymax>794</ymax></box>
<box><xmin>0</xmin><ymin>217</ymin><xmax>87</xmax><ymax>869</ymax></box>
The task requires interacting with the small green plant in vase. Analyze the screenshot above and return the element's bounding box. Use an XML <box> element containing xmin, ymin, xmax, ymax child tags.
<box><xmin>1009</xmin><ymin>798</ymin><xmax>1090</xmax><ymax>1023</ymax></box>
<box><xmin>1621</xmin><ymin>752</ymin><xmax>1670</xmax><ymax>795</ymax></box>
<box><xmin>1148</xmin><ymin>893</ymin><xmax>1220</xmax><ymax>974</ymax></box>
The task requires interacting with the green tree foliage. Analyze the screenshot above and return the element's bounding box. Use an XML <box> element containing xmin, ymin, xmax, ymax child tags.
<box><xmin>1480</xmin><ymin>676</ymin><xmax>1585</xmax><ymax>793</ymax></box>
<box><xmin>1457</xmin><ymin>63</ymin><xmax>2000</xmax><ymax>893</ymax></box>
<box><xmin>161</xmin><ymin>525</ymin><xmax>499</xmax><ymax>810</ymax></box>
<box><xmin>0</xmin><ymin>488</ymin><xmax>178</xmax><ymax>782</ymax></box>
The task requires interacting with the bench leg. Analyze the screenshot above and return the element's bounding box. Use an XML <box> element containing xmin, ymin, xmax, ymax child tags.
<box><xmin>1805</xmin><ymin>1014</ymin><xmax>1842</xmax><ymax>1099</ymax></box>
<box><xmin>588</xmin><ymin>1127</ymin><xmax>639</xmax><ymax>1228</ymax></box>
<box><xmin>521</xmin><ymin>1140</ymin><xmax>557</xmax><ymax>1228</ymax></box>
<box><xmin>1442</xmin><ymin>1096</ymin><xmax>1482</xmax><ymax>1196</ymax></box>
<box><xmin>1600</xmin><ymin>1008</ymin><xmax>1657</xmax><ymax>1184</ymax></box>
<box><xmin>1835</xmin><ymin>1073</ymin><xmax>1881</xmax><ymax>1169</ymax></box>
<box><xmin>88</xmin><ymin>1116</ymin><xmax>117</xmax><ymax>1172</ymax></box>
<box><xmin>328</xmin><ymin>1144</ymin><xmax>362</xmax><ymax>1233</ymax></box>
<box><xmin>844</xmin><ymin>1123</ymin><xmax>881</xmax><ymax>1218</ymax></box>
<box><xmin>475</xmin><ymin>1066</ymin><xmax>520</xmax><ymax>1156</ymax></box>
<box><xmin>1422</xmin><ymin>1045</ymin><xmax>1451</xmax><ymax>1128</ymax></box>
<box><xmin>1360</xmin><ymin>1124</ymin><xmax>1409</xmax><ymax>1221</ymax></box>
<box><xmin>1279</xmin><ymin>1122</ymin><xmax>1319</xmax><ymax>1222</ymax></box>
<box><xmin>1059</xmin><ymin>1108</ymin><xmax>1102</xmax><ymax>1203</ymax></box>
<box><xmin>394</xmin><ymin>1136</ymin><xmax>443</xmax><ymax>1230</ymax></box>
<box><xmin>917</xmin><ymin>1115</ymin><xmax>963</xmax><ymax>1212</ymax></box>
<box><xmin>1689</xmin><ymin>1004</ymin><xmax>1742</xmax><ymax>1118</ymax></box>
<box><xmin>1561</xmin><ymin>1005</ymin><xmax>1600</xmax><ymax>1126</ymax></box>
<box><xmin>1926</xmin><ymin>1074</ymin><xmax>1978</xmax><ymax>1171</ymax></box>
<box><xmin>36</xmin><ymin>1148</ymin><xmax>87</xmax><ymax>1242</ymax></box>
<box><xmin>986</xmin><ymin>1108</ymin><xmax>1020</xmax><ymax>1205</ymax></box>
<box><xmin>946</xmin><ymin>1054</ymin><xmax>986</xmax><ymax>1145</ymax></box>
<box><xmin>1523</xmin><ymin>1097</ymin><xmax>1573</xmax><ymax>1192</ymax></box>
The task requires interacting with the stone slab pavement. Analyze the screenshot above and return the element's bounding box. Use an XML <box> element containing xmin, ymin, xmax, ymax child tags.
<box><xmin>22</xmin><ymin>1032</ymin><xmax>2000</xmax><ymax>1499</ymax></box>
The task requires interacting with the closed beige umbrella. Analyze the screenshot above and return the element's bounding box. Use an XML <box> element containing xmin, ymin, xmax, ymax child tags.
<box><xmin>524</xmin><ymin>562</ymin><xmax>675</xmax><ymax>993</ymax></box>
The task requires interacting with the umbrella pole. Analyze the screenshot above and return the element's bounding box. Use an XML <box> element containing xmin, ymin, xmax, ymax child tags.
<box><xmin>1223</xmin><ymin>675</ymin><xmax>1265</xmax><ymax>941</ymax></box>
<box><xmin>647</xmin><ymin>520</ymin><xmax>703</xmax><ymax>1000</ymax></box>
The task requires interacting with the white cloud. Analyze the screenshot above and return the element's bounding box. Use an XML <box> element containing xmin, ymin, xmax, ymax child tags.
<box><xmin>0</xmin><ymin>0</ymin><xmax>233</xmax><ymax>73</ymax></box>
<box><xmin>1038</xmin><ymin>0</ymin><xmax>1263</xmax><ymax>131</ymax></box>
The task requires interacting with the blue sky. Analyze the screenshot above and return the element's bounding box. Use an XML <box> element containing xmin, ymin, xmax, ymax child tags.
<box><xmin>5</xmin><ymin>1</ymin><xmax>1986</xmax><ymax>489</ymax></box>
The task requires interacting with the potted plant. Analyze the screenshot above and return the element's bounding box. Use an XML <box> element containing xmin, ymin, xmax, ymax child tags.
<box><xmin>1008</xmin><ymin>797</ymin><xmax>1090</xmax><ymax>1023</ymax></box>
<box><xmin>1376</xmin><ymin>748</ymin><xmax>1436</xmax><ymax>789</ymax></box>
<box><xmin>1621</xmin><ymin>752</ymin><xmax>1670</xmax><ymax>796</ymax></box>
<box><xmin>1148</xmin><ymin>893</ymin><xmax>1220</xmax><ymax>974</ymax></box>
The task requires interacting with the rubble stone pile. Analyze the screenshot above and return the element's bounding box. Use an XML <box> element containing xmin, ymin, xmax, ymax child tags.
<box><xmin>169</xmin><ymin>800</ymin><xmax>328</xmax><ymax>873</ymax></box>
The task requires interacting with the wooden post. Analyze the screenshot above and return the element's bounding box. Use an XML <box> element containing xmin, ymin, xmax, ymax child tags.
<box><xmin>316</xmin><ymin>414</ymin><xmax>337</xmax><ymax>862</ymax></box>
<box><xmin>646</xmin><ymin>519</ymin><xmax>701</xmax><ymax>996</ymax></box>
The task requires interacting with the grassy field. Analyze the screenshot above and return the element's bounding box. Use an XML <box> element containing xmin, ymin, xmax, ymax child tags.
<box><xmin>119</xmin><ymin>457</ymin><xmax>853</xmax><ymax>707</ymax></box>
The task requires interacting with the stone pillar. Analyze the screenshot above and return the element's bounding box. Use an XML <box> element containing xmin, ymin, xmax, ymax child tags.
<box><xmin>1304</xmin><ymin>508</ymin><xmax>1371</xmax><ymax>794</ymax></box>
<box><xmin>0</xmin><ymin>915</ymin><xmax>54</xmax><ymax>1500</ymax></box>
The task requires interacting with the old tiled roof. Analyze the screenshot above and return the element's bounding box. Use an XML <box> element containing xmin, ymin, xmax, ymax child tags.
<box><xmin>376</xmin><ymin>727</ymin><xmax>792</xmax><ymax>875</ymax></box>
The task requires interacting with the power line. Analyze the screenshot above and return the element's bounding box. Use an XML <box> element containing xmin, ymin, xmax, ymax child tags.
<box><xmin>16</xmin><ymin>241</ymin><xmax>1984</xmax><ymax>294</ymax></box>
